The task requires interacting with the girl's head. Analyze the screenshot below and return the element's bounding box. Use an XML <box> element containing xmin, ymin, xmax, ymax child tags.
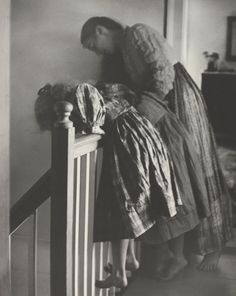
<box><xmin>35</xmin><ymin>83</ymin><xmax>78</xmax><ymax>131</ymax></box>
<box><xmin>80</xmin><ymin>17</ymin><xmax>125</xmax><ymax>55</ymax></box>
<box><xmin>35</xmin><ymin>82</ymin><xmax>105</xmax><ymax>134</ymax></box>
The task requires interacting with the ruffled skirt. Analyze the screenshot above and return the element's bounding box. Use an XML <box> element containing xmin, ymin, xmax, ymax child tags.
<box><xmin>167</xmin><ymin>62</ymin><xmax>233</xmax><ymax>254</ymax></box>
<box><xmin>94</xmin><ymin>107</ymin><xmax>209</xmax><ymax>242</ymax></box>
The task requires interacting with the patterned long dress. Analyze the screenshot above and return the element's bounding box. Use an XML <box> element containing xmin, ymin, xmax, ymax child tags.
<box><xmin>93</xmin><ymin>83</ymin><xmax>209</xmax><ymax>242</ymax></box>
<box><xmin>117</xmin><ymin>23</ymin><xmax>233</xmax><ymax>254</ymax></box>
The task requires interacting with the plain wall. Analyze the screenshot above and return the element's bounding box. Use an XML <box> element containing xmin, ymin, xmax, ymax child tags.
<box><xmin>167</xmin><ymin>0</ymin><xmax>184</xmax><ymax>61</ymax></box>
<box><xmin>186</xmin><ymin>0</ymin><xmax>236</xmax><ymax>86</ymax></box>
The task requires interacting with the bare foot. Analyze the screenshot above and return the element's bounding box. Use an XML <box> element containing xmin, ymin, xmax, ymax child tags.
<box><xmin>198</xmin><ymin>251</ymin><xmax>221</xmax><ymax>272</ymax></box>
<box><xmin>185</xmin><ymin>252</ymin><xmax>202</xmax><ymax>265</ymax></box>
<box><xmin>155</xmin><ymin>257</ymin><xmax>173</xmax><ymax>277</ymax></box>
<box><xmin>104</xmin><ymin>260</ymin><xmax>140</xmax><ymax>274</ymax></box>
<box><xmin>157</xmin><ymin>258</ymin><xmax>188</xmax><ymax>281</ymax></box>
<box><xmin>95</xmin><ymin>275</ymin><xmax>128</xmax><ymax>289</ymax></box>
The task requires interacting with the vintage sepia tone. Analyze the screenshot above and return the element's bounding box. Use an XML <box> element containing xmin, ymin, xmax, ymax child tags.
<box><xmin>0</xmin><ymin>0</ymin><xmax>236</xmax><ymax>296</ymax></box>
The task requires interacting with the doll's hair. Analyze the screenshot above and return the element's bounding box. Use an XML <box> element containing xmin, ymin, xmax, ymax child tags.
<box><xmin>80</xmin><ymin>16</ymin><xmax>124</xmax><ymax>44</ymax></box>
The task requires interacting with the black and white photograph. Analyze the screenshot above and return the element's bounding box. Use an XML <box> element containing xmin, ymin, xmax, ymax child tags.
<box><xmin>1</xmin><ymin>0</ymin><xmax>236</xmax><ymax>295</ymax></box>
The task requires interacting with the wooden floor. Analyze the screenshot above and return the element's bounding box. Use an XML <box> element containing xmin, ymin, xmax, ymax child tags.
<box><xmin>124</xmin><ymin>144</ymin><xmax>236</xmax><ymax>296</ymax></box>
<box><xmin>124</xmin><ymin>234</ymin><xmax>236</xmax><ymax>296</ymax></box>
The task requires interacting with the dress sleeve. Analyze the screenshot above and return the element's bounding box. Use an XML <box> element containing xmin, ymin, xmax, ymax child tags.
<box><xmin>129</xmin><ymin>24</ymin><xmax>175</xmax><ymax>100</ymax></box>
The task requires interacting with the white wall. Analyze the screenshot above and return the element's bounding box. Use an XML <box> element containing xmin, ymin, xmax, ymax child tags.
<box><xmin>167</xmin><ymin>0</ymin><xmax>185</xmax><ymax>61</ymax></box>
<box><xmin>186</xmin><ymin>0</ymin><xmax>236</xmax><ymax>86</ymax></box>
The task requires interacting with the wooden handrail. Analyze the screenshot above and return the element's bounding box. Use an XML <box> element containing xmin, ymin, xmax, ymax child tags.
<box><xmin>74</xmin><ymin>134</ymin><xmax>103</xmax><ymax>157</ymax></box>
<box><xmin>10</xmin><ymin>169</ymin><xmax>51</xmax><ymax>234</ymax></box>
<box><xmin>74</xmin><ymin>133</ymin><xmax>103</xmax><ymax>147</ymax></box>
<box><xmin>9</xmin><ymin>135</ymin><xmax>103</xmax><ymax>235</ymax></box>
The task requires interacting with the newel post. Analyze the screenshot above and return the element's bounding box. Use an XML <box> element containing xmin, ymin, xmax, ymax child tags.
<box><xmin>51</xmin><ymin>101</ymin><xmax>75</xmax><ymax>296</ymax></box>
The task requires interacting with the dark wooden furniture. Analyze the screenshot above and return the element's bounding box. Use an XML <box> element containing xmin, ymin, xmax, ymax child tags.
<box><xmin>201</xmin><ymin>72</ymin><xmax>236</xmax><ymax>142</ymax></box>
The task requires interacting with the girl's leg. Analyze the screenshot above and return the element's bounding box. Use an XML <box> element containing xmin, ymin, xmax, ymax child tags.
<box><xmin>104</xmin><ymin>239</ymin><xmax>140</xmax><ymax>274</ymax></box>
<box><xmin>154</xmin><ymin>242</ymin><xmax>173</xmax><ymax>275</ymax></box>
<box><xmin>127</xmin><ymin>239</ymin><xmax>140</xmax><ymax>270</ymax></box>
<box><xmin>158</xmin><ymin>234</ymin><xmax>187</xmax><ymax>280</ymax></box>
<box><xmin>96</xmin><ymin>239</ymin><xmax>129</xmax><ymax>289</ymax></box>
<box><xmin>169</xmin><ymin>234</ymin><xmax>186</xmax><ymax>262</ymax></box>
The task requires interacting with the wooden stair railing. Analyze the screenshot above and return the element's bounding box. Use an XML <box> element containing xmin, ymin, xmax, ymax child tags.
<box><xmin>10</xmin><ymin>169</ymin><xmax>51</xmax><ymax>296</ymax></box>
<box><xmin>10</xmin><ymin>169</ymin><xmax>51</xmax><ymax>234</ymax></box>
<box><xmin>10</xmin><ymin>101</ymin><xmax>141</xmax><ymax>296</ymax></box>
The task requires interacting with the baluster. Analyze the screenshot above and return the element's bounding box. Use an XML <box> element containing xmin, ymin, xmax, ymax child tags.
<box><xmin>94</xmin><ymin>149</ymin><xmax>104</xmax><ymax>296</ymax></box>
<box><xmin>28</xmin><ymin>211</ymin><xmax>38</xmax><ymax>296</ymax></box>
<box><xmin>77</xmin><ymin>155</ymin><xmax>88</xmax><ymax>295</ymax></box>
<box><xmin>84</xmin><ymin>153</ymin><xmax>91</xmax><ymax>296</ymax></box>
<box><xmin>73</xmin><ymin>142</ymin><xmax>106</xmax><ymax>296</ymax></box>
<box><xmin>51</xmin><ymin>101</ymin><xmax>75</xmax><ymax>296</ymax></box>
<box><xmin>87</xmin><ymin>151</ymin><xmax>96</xmax><ymax>296</ymax></box>
<box><xmin>74</xmin><ymin>157</ymin><xmax>81</xmax><ymax>296</ymax></box>
<box><xmin>95</xmin><ymin>243</ymin><xmax>103</xmax><ymax>296</ymax></box>
<box><xmin>103</xmin><ymin>243</ymin><xmax>110</xmax><ymax>296</ymax></box>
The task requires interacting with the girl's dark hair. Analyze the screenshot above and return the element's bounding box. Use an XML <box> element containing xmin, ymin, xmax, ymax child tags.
<box><xmin>80</xmin><ymin>16</ymin><xmax>124</xmax><ymax>44</ymax></box>
<box><xmin>35</xmin><ymin>83</ymin><xmax>81</xmax><ymax>131</ymax></box>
